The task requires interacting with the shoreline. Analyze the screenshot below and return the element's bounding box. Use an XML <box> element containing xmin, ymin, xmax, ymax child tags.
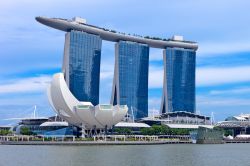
<box><xmin>0</xmin><ymin>140</ymin><xmax>192</xmax><ymax>146</ymax></box>
<box><xmin>1</xmin><ymin>140</ymin><xmax>250</xmax><ymax>146</ymax></box>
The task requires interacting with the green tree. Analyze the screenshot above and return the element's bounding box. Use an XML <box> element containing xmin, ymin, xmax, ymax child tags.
<box><xmin>152</xmin><ymin>125</ymin><xmax>162</xmax><ymax>135</ymax></box>
<box><xmin>20</xmin><ymin>127</ymin><xmax>32</xmax><ymax>135</ymax></box>
<box><xmin>123</xmin><ymin>128</ymin><xmax>132</xmax><ymax>135</ymax></box>
<box><xmin>223</xmin><ymin>129</ymin><xmax>233</xmax><ymax>136</ymax></box>
<box><xmin>140</xmin><ymin>128</ymin><xmax>154</xmax><ymax>135</ymax></box>
<box><xmin>140</xmin><ymin>125</ymin><xmax>191</xmax><ymax>136</ymax></box>
<box><xmin>115</xmin><ymin>128</ymin><xmax>132</xmax><ymax>135</ymax></box>
<box><xmin>0</xmin><ymin>130</ymin><xmax>12</xmax><ymax>135</ymax></box>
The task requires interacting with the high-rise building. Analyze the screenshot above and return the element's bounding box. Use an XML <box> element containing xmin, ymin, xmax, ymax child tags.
<box><xmin>36</xmin><ymin>17</ymin><xmax>199</xmax><ymax>125</ymax></box>
<box><xmin>62</xmin><ymin>30</ymin><xmax>102</xmax><ymax>105</ymax></box>
<box><xmin>161</xmin><ymin>47</ymin><xmax>196</xmax><ymax>113</ymax></box>
<box><xmin>111</xmin><ymin>41</ymin><xmax>149</xmax><ymax>119</ymax></box>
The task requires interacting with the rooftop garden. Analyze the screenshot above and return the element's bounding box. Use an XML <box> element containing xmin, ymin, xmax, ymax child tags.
<box><xmin>55</xmin><ymin>18</ymin><xmax>196</xmax><ymax>44</ymax></box>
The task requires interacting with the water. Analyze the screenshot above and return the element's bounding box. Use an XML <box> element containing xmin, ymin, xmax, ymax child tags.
<box><xmin>0</xmin><ymin>144</ymin><xmax>249</xmax><ymax>166</ymax></box>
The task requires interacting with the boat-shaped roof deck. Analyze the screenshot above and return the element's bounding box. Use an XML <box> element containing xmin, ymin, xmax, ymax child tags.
<box><xmin>36</xmin><ymin>17</ymin><xmax>198</xmax><ymax>50</ymax></box>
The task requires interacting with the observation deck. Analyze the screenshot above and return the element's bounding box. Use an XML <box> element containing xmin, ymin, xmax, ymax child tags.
<box><xmin>36</xmin><ymin>16</ymin><xmax>198</xmax><ymax>50</ymax></box>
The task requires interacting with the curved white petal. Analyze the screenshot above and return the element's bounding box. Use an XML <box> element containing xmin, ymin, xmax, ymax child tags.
<box><xmin>48</xmin><ymin>72</ymin><xmax>128</xmax><ymax>129</ymax></box>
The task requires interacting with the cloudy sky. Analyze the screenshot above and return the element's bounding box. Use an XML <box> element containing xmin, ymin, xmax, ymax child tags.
<box><xmin>0</xmin><ymin>0</ymin><xmax>250</xmax><ymax>125</ymax></box>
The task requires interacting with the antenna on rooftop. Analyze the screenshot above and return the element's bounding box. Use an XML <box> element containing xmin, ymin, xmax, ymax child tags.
<box><xmin>211</xmin><ymin>112</ymin><xmax>215</xmax><ymax>125</ymax></box>
<box><xmin>33</xmin><ymin>105</ymin><xmax>37</xmax><ymax>118</ymax></box>
<box><xmin>2</xmin><ymin>105</ymin><xmax>40</xmax><ymax>121</ymax></box>
<box><xmin>126</xmin><ymin>111</ymin><xmax>129</xmax><ymax>122</ymax></box>
<box><xmin>152</xmin><ymin>108</ymin><xmax>155</xmax><ymax>119</ymax></box>
<box><xmin>196</xmin><ymin>110</ymin><xmax>201</xmax><ymax>115</ymax></box>
<box><xmin>131</xmin><ymin>106</ymin><xmax>135</xmax><ymax>123</ymax></box>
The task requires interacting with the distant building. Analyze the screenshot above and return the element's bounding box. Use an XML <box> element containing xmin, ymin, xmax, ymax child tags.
<box><xmin>13</xmin><ymin>116</ymin><xmax>76</xmax><ymax>136</ymax></box>
<box><xmin>216</xmin><ymin>114</ymin><xmax>250</xmax><ymax>136</ymax></box>
<box><xmin>225</xmin><ymin>114</ymin><xmax>250</xmax><ymax>121</ymax></box>
<box><xmin>63</xmin><ymin>30</ymin><xmax>102</xmax><ymax>105</ymax></box>
<box><xmin>114</xmin><ymin>122</ymin><xmax>150</xmax><ymax>134</ymax></box>
<box><xmin>111</xmin><ymin>41</ymin><xmax>149</xmax><ymax>119</ymax></box>
<box><xmin>0</xmin><ymin>126</ymin><xmax>12</xmax><ymax>131</ymax></box>
<box><xmin>217</xmin><ymin>113</ymin><xmax>250</xmax><ymax>127</ymax></box>
<box><xmin>140</xmin><ymin>111</ymin><xmax>211</xmax><ymax>129</ymax></box>
<box><xmin>161</xmin><ymin>47</ymin><xmax>196</xmax><ymax>113</ymax></box>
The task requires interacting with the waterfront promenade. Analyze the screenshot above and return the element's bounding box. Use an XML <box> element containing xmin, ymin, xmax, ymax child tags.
<box><xmin>0</xmin><ymin>140</ymin><xmax>192</xmax><ymax>146</ymax></box>
<box><xmin>0</xmin><ymin>134</ymin><xmax>192</xmax><ymax>145</ymax></box>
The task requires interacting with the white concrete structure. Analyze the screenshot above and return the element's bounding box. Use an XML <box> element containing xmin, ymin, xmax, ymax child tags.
<box><xmin>40</xmin><ymin>121</ymin><xmax>69</xmax><ymax>127</ymax></box>
<box><xmin>72</xmin><ymin>17</ymin><xmax>87</xmax><ymax>24</ymax></box>
<box><xmin>47</xmin><ymin>73</ymin><xmax>128</xmax><ymax>130</ymax></box>
<box><xmin>235</xmin><ymin>134</ymin><xmax>250</xmax><ymax>139</ymax></box>
<box><xmin>164</xmin><ymin>124</ymin><xmax>214</xmax><ymax>129</ymax></box>
<box><xmin>172</xmin><ymin>35</ymin><xmax>184</xmax><ymax>41</ymax></box>
<box><xmin>115</xmin><ymin>122</ymin><xmax>150</xmax><ymax>128</ymax></box>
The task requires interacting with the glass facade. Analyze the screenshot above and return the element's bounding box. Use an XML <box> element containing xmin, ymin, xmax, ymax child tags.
<box><xmin>112</xmin><ymin>41</ymin><xmax>149</xmax><ymax>119</ymax></box>
<box><xmin>162</xmin><ymin>48</ymin><xmax>196</xmax><ymax>113</ymax></box>
<box><xmin>68</xmin><ymin>31</ymin><xmax>102</xmax><ymax>105</ymax></box>
<box><xmin>15</xmin><ymin>124</ymin><xmax>74</xmax><ymax>136</ymax></box>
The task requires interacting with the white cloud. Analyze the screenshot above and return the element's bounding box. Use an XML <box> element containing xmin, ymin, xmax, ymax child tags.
<box><xmin>197</xmin><ymin>95</ymin><xmax>250</xmax><ymax>107</ymax></box>
<box><xmin>210</xmin><ymin>87</ymin><xmax>250</xmax><ymax>95</ymax></box>
<box><xmin>100</xmin><ymin>62</ymin><xmax>114</xmax><ymax>80</ymax></box>
<box><xmin>0</xmin><ymin>75</ymin><xmax>51</xmax><ymax>94</ymax></box>
<box><xmin>196</xmin><ymin>66</ymin><xmax>250</xmax><ymax>87</ymax></box>
<box><xmin>198</xmin><ymin>41</ymin><xmax>250</xmax><ymax>57</ymax></box>
<box><xmin>149</xmin><ymin>53</ymin><xmax>163</xmax><ymax>61</ymax></box>
<box><xmin>147</xmin><ymin>65</ymin><xmax>250</xmax><ymax>88</ymax></box>
<box><xmin>148</xmin><ymin>66</ymin><xmax>163</xmax><ymax>88</ymax></box>
<box><xmin>100</xmin><ymin>71</ymin><xmax>113</xmax><ymax>80</ymax></box>
<box><xmin>148</xmin><ymin>97</ymin><xmax>161</xmax><ymax>107</ymax></box>
<box><xmin>149</xmin><ymin>49</ymin><xmax>163</xmax><ymax>61</ymax></box>
<box><xmin>151</xmin><ymin>39</ymin><xmax>250</xmax><ymax>62</ymax></box>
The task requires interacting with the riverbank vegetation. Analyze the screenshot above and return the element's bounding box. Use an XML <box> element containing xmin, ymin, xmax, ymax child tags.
<box><xmin>0</xmin><ymin>130</ymin><xmax>12</xmax><ymax>136</ymax></box>
<box><xmin>140</xmin><ymin>125</ymin><xmax>191</xmax><ymax>135</ymax></box>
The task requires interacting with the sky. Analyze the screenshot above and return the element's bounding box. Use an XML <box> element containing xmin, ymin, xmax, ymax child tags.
<box><xmin>0</xmin><ymin>0</ymin><xmax>250</xmax><ymax>125</ymax></box>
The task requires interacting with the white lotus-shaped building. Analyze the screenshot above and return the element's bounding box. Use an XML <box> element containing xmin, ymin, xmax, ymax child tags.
<box><xmin>47</xmin><ymin>73</ymin><xmax>128</xmax><ymax>130</ymax></box>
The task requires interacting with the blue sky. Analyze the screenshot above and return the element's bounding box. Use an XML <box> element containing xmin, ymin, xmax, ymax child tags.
<box><xmin>0</xmin><ymin>0</ymin><xmax>250</xmax><ymax>125</ymax></box>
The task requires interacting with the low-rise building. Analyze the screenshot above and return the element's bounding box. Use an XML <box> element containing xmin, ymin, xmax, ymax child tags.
<box><xmin>140</xmin><ymin>111</ymin><xmax>212</xmax><ymax>129</ymax></box>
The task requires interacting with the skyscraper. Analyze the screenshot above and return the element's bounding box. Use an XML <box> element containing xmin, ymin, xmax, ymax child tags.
<box><xmin>62</xmin><ymin>30</ymin><xmax>102</xmax><ymax>105</ymax></box>
<box><xmin>36</xmin><ymin>17</ymin><xmax>198</xmax><ymax>122</ymax></box>
<box><xmin>111</xmin><ymin>41</ymin><xmax>149</xmax><ymax>119</ymax></box>
<box><xmin>161</xmin><ymin>47</ymin><xmax>196</xmax><ymax>113</ymax></box>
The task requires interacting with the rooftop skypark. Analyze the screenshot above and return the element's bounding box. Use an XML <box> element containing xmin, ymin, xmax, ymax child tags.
<box><xmin>36</xmin><ymin>16</ymin><xmax>198</xmax><ymax>50</ymax></box>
